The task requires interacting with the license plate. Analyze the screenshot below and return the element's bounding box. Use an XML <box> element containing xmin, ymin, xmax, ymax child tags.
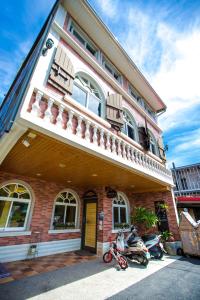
<box><xmin>146</xmin><ymin>252</ymin><xmax>151</xmax><ymax>259</ymax></box>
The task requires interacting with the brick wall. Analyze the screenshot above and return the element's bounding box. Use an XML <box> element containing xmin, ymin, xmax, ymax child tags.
<box><xmin>0</xmin><ymin>171</ymin><xmax>180</xmax><ymax>249</ymax></box>
<box><xmin>0</xmin><ymin>171</ymin><xmax>83</xmax><ymax>246</ymax></box>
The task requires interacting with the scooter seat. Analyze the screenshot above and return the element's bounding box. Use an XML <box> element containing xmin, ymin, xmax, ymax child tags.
<box><xmin>127</xmin><ymin>236</ymin><xmax>141</xmax><ymax>245</ymax></box>
<box><xmin>142</xmin><ymin>234</ymin><xmax>157</xmax><ymax>242</ymax></box>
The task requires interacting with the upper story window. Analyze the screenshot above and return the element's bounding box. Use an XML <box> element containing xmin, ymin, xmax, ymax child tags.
<box><xmin>149</xmin><ymin>131</ymin><xmax>158</xmax><ymax>156</ymax></box>
<box><xmin>102</xmin><ymin>56</ymin><xmax>122</xmax><ymax>84</ymax></box>
<box><xmin>72</xmin><ymin>73</ymin><xmax>104</xmax><ymax>117</ymax></box>
<box><xmin>122</xmin><ymin>109</ymin><xmax>138</xmax><ymax>142</ymax></box>
<box><xmin>0</xmin><ymin>183</ymin><xmax>31</xmax><ymax>231</ymax></box>
<box><xmin>69</xmin><ymin>21</ymin><xmax>99</xmax><ymax>59</ymax></box>
<box><xmin>53</xmin><ymin>190</ymin><xmax>79</xmax><ymax>230</ymax></box>
<box><xmin>128</xmin><ymin>85</ymin><xmax>157</xmax><ymax>122</ymax></box>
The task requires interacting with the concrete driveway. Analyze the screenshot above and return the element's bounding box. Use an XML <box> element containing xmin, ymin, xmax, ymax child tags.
<box><xmin>0</xmin><ymin>255</ymin><xmax>199</xmax><ymax>300</ymax></box>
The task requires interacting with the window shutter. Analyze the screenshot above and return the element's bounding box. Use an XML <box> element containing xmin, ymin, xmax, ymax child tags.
<box><xmin>48</xmin><ymin>46</ymin><xmax>75</xmax><ymax>95</ymax></box>
<box><xmin>106</xmin><ymin>94</ymin><xmax>123</xmax><ymax>129</ymax></box>
<box><xmin>157</xmin><ymin>137</ymin><xmax>166</xmax><ymax>162</ymax></box>
<box><xmin>138</xmin><ymin>127</ymin><xmax>150</xmax><ymax>150</ymax></box>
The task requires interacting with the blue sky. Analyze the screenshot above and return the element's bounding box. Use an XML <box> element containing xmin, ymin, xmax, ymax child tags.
<box><xmin>0</xmin><ymin>0</ymin><xmax>200</xmax><ymax>168</ymax></box>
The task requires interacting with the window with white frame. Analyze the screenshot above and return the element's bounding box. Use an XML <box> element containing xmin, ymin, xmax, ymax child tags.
<box><xmin>0</xmin><ymin>183</ymin><xmax>31</xmax><ymax>231</ymax></box>
<box><xmin>128</xmin><ymin>85</ymin><xmax>157</xmax><ymax>121</ymax></box>
<box><xmin>72</xmin><ymin>73</ymin><xmax>104</xmax><ymax>117</ymax></box>
<box><xmin>122</xmin><ymin>110</ymin><xmax>138</xmax><ymax>142</ymax></box>
<box><xmin>149</xmin><ymin>131</ymin><xmax>158</xmax><ymax>156</ymax></box>
<box><xmin>102</xmin><ymin>56</ymin><xmax>122</xmax><ymax>84</ymax></box>
<box><xmin>69</xmin><ymin>21</ymin><xmax>99</xmax><ymax>59</ymax></box>
<box><xmin>112</xmin><ymin>193</ymin><xmax>129</xmax><ymax>229</ymax></box>
<box><xmin>53</xmin><ymin>191</ymin><xmax>78</xmax><ymax>230</ymax></box>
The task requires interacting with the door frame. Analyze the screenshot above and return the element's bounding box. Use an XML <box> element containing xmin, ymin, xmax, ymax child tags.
<box><xmin>82</xmin><ymin>191</ymin><xmax>98</xmax><ymax>253</ymax></box>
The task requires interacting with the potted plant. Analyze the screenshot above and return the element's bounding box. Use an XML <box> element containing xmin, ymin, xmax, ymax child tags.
<box><xmin>161</xmin><ymin>231</ymin><xmax>178</xmax><ymax>255</ymax></box>
<box><xmin>131</xmin><ymin>207</ymin><xmax>159</xmax><ymax>234</ymax></box>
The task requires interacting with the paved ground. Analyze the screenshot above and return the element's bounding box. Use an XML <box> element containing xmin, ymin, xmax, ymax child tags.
<box><xmin>0</xmin><ymin>250</ymin><xmax>96</xmax><ymax>283</ymax></box>
<box><xmin>0</xmin><ymin>255</ymin><xmax>199</xmax><ymax>300</ymax></box>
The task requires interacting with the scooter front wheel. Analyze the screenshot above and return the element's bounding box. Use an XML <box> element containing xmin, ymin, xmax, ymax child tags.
<box><xmin>103</xmin><ymin>251</ymin><xmax>113</xmax><ymax>263</ymax></box>
<box><xmin>141</xmin><ymin>256</ymin><xmax>149</xmax><ymax>266</ymax></box>
<box><xmin>154</xmin><ymin>247</ymin><xmax>164</xmax><ymax>259</ymax></box>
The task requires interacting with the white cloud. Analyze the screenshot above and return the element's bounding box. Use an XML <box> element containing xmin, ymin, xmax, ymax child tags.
<box><xmin>95</xmin><ymin>0</ymin><xmax>119</xmax><ymax>18</ymax></box>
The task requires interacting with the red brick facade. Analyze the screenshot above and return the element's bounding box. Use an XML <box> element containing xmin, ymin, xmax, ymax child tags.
<box><xmin>0</xmin><ymin>171</ymin><xmax>180</xmax><ymax>250</ymax></box>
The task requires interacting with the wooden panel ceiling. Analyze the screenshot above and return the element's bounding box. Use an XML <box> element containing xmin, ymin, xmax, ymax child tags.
<box><xmin>0</xmin><ymin>130</ymin><xmax>167</xmax><ymax>192</ymax></box>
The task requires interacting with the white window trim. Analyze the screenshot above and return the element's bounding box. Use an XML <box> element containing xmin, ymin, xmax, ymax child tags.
<box><xmin>123</xmin><ymin>109</ymin><xmax>139</xmax><ymax>143</ymax></box>
<box><xmin>112</xmin><ymin>192</ymin><xmax>130</xmax><ymax>230</ymax></box>
<box><xmin>73</xmin><ymin>73</ymin><xmax>105</xmax><ymax>118</ymax></box>
<box><xmin>51</xmin><ymin>189</ymin><xmax>80</xmax><ymax>231</ymax></box>
<box><xmin>48</xmin><ymin>229</ymin><xmax>80</xmax><ymax>234</ymax></box>
<box><xmin>0</xmin><ymin>183</ymin><xmax>32</xmax><ymax>232</ymax></box>
<box><xmin>0</xmin><ymin>231</ymin><xmax>31</xmax><ymax>237</ymax></box>
<box><xmin>68</xmin><ymin>18</ymin><xmax>100</xmax><ymax>60</ymax></box>
<box><xmin>102</xmin><ymin>56</ymin><xmax>122</xmax><ymax>84</ymax></box>
<box><xmin>128</xmin><ymin>84</ymin><xmax>157</xmax><ymax>121</ymax></box>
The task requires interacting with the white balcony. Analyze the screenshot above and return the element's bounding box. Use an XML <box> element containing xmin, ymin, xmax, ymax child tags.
<box><xmin>20</xmin><ymin>87</ymin><xmax>173</xmax><ymax>187</ymax></box>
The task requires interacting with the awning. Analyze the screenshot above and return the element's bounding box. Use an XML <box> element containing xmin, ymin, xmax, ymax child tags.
<box><xmin>177</xmin><ymin>196</ymin><xmax>200</xmax><ymax>203</ymax></box>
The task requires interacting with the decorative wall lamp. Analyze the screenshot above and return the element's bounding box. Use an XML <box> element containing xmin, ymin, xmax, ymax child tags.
<box><xmin>42</xmin><ymin>38</ymin><xmax>54</xmax><ymax>56</ymax></box>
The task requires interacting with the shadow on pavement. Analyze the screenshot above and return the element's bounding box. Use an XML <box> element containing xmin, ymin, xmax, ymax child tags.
<box><xmin>0</xmin><ymin>258</ymin><xmax>113</xmax><ymax>300</ymax></box>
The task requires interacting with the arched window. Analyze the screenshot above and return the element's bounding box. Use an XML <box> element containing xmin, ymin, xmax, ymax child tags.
<box><xmin>112</xmin><ymin>193</ymin><xmax>129</xmax><ymax>229</ymax></box>
<box><xmin>72</xmin><ymin>73</ymin><xmax>104</xmax><ymax>117</ymax></box>
<box><xmin>53</xmin><ymin>190</ymin><xmax>79</xmax><ymax>230</ymax></box>
<box><xmin>122</xmin><ymin>110</ymin><xmax>138</xmax><ymax>141</ymax></box>
<box><xmin>149</xmin><ymin>131</ymin><xmax>158</xmax><ymax>156</ymax></box>
<box><xmin>0</xmin><ymin>183</ymin><xmax>31</xmax><ymax>231</ymax></box>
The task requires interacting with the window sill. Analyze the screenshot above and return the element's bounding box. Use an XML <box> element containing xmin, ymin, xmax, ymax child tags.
<box><xmin>48</xmin><ymin>229</ymin><xmax>81</xmax><ymax>234</ymax></box>
<box><xmin>0</xmin><ymin>231</ymin><xmax>31</xmax><ymax>237</ymax></box>
<box><xmin>112</xmin><ymin>229</ymin><xmax>130</xmax><ymax>234</ymax></box>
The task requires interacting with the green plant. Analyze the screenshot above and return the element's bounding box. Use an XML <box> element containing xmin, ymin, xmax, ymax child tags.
<box><xmin>161</xmin><ymin>231</ymin><xmax>173</xmax><ymax>241</ymax></box>
<box><xmin>131</xmin><ymin>207</ymin><xmax>159</xmax><ymax>230</ymax></box>
<box><xmin>114</xmin><ymin>223</ymin><xmax>129</xmax><ymax>229</ymax></box>
<box><xmin>157</xmin><ymin>203</ymin><xmax>169</xmax><ymax>210</ymax></box>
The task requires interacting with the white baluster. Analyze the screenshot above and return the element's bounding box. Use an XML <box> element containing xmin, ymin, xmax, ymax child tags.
<box><xmin>85</xmin><ymin>120</ymin><xmax>91</xmax><ymax>142</ymax></box>
<box><xmin>56</xmin><ymin>105</ymin><xmax>64</xmax><ymax>128</ymax></box>
<box><xmin>126</xmin><ymin>145</ymin><xmax>131</xmax><ymax>160</ymax></box>
<box><xmin>122</xmin><ymin>141</ymin><xmax>126</xmax><ymax>158</ymax></box>
<box><xmin>117</xmin><ymin>139</ymin><xmax>122</xmax><ymax>157</ymax></box>
<box><xmin>135</xmin><ymin>150</ymin><xmax>139</xmax><ymax>164</ymax></box>
<box><xmin>100</xmin><ymin>129</ymin><xmax>105</xmax><ymax>148</ymax></box>
<box><xmin>32</xmin><ymin>91</ymin><xmax>43</xmax><ymax>117</ymax></box>
<box><xmin>44</xmin><ymin>98</ymin><xmax>54</xmax><ymax>123</ymax></box>
<box><xmin>111</xmin><ymin>135</ymin><xmax>116</xmax><ymax>154</ymax></box>
<box><xmin>129</xmin><ymin>147</ymin><xmax>134</xmax><ymax>162</ymax></box>
<box><xmin>106</xmin><ymin>132</ymin><xmax>111</xmax><ymax>152</ymax></box>
<box><xmin>76</xmin><ymin>115</ymin><xmax>83</xmax><ymax>138</ymax></box>
<box><xmin>67</xmin><ymin>110</ymin><xmax>74</xmax><ymax>134</ymax></box>
<box><xmin>93</xmin><ymin>125</ymin><xmax>98</xmax><ymax>146</ymax></box>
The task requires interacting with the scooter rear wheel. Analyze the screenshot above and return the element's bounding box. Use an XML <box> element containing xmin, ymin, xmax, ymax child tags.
<box><xmin>103</xmin><ymin>251</ymin><xmax>113</xmax><ymax>263</ymax></box>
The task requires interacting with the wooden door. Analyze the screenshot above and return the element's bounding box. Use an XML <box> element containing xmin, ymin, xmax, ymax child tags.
<box><xmin>85</xmin><ymin>202</ymin><xmax>97</xmax><ymax>250</ymax></box>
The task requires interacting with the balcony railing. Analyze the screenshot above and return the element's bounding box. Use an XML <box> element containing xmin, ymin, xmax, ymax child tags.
<box><xmin>24</xmin><ymin>87</ymin><xmax>173</xmax><ymax>186</ymax></box>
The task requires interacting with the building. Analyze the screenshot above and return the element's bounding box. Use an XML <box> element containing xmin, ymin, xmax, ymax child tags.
<box><xmin>171</xmin><ymin>162</ymin><xmax>200</xmax><ymax>221</ymax></box>
<box><xmin>0</xmin><ymin>0</ymin><xmax>179</xmax><ymax>262</ymax></box>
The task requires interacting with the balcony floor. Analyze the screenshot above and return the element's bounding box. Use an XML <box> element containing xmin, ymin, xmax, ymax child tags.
<box><xmin>0</xmin><ymin>130</ymin><xmax>168</xmax><ymax>193</ymax></box>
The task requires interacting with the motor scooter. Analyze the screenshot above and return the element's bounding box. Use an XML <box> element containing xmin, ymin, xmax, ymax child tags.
<box><xmin>116</xmin><ymin>226</ymin><xmax>150</xmax><ymax>266</ymax></box>
<box><xmin>142</xmin><ymin>234</ymin><xmax>167</xmax><ymax>259</ymax></box>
